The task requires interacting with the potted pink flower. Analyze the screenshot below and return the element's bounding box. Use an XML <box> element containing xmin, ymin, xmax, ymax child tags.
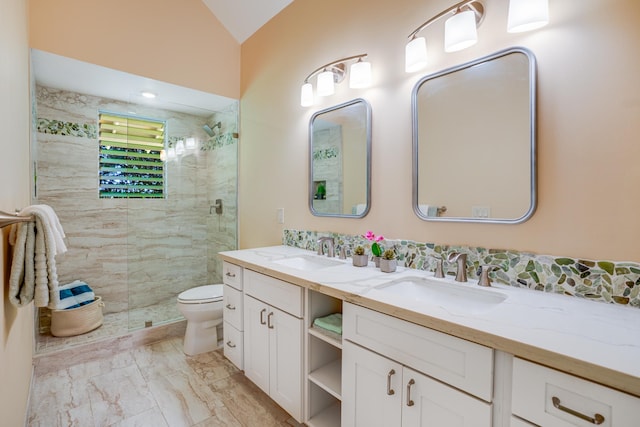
<box><xmin>364</xmin><ymin>230</ymin><xmax>384</xmax><ymax>267</ymax></box>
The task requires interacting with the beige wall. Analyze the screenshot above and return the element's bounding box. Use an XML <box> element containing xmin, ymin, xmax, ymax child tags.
<box><xmin>1</xmin><ymin>0</ymin><xmax>35</xmax><ymax>424</ymax></box>
<box><xmin>240</xmin><ymin>0</ymin><xmax>640</xmax><ymax>262</ymax></box>
<box><xmin>29</xmin><ymin>0</ymin><xmax>241</xmax><ymax>99</ymax></box>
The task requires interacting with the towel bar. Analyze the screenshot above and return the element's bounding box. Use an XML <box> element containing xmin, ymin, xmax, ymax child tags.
<box><xmin>0</xmin><ymin>210</ymin><xmax>35</xmax><ymax>229</ymax></box>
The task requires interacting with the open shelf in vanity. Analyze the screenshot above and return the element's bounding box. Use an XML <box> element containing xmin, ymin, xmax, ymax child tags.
<box><xmin>306</xmin><ymin>290</ymin><xmax>343</xmax><ymax>427</ymax></box>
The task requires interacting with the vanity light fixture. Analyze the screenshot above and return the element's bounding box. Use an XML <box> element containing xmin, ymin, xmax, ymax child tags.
<box><xmin>507</xmin><ymin>0</ymin><xmax>549</xmax><ymax>33</ymax></box>
<box><xmin>141</xmin><ymin>91</ymin><xmax>157</xmax><ymax>99</ymax></box>
<box><xmin>300</xmin><ymin>54</ymin><xmax>371</xmax><ymax>107</ymax></box>
<box><xmin>406</xmin><ymin>0</ymin><xmax>549</xmax><ymax>72</ymax></box>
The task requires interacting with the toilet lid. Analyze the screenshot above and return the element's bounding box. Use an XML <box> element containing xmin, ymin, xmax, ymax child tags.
<box><xmin>178</xmin><ymin>284</ymin><xmax>223</xmax><ymax>304</ymax></box>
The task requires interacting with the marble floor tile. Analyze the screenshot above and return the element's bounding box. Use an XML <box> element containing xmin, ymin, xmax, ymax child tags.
<box><xmin>28</xmin><ymin>337</ymin><xmax>301</xmax><ymax>427</ymax></box>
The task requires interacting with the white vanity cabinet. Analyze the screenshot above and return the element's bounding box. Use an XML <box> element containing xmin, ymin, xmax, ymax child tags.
<box><xmin>222</xmin><ymin>262</ymin><xmax>244</xmax><ymax>369</ymax></box>
<box><xmin>342</xmin><ymin>303</ymin><xmax>493</xmax><ymax>427</ymax></box>
<box><xmin>243</xmin><ymin>270</ymin><xmax>304</xmax><ymax>422</ymax></box>
<box><xmin>511</xmin><ymin>358</ymin><xmax>640</xmax><ymax>427</ymax></box>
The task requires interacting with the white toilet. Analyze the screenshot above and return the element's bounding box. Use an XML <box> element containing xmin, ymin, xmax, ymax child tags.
<box><xmin>177</xmin><ymin>284</ymin><xmax>224</xmax><ymax>356</ymax></box>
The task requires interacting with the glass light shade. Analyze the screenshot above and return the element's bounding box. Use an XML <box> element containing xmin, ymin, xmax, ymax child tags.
<box><xmin>159</xmin><ymin>149</ymin><xmax>167</xmax><ymax>161</ymax></box>
<box><xmin>185</xmin><ymin>137</ymin><xmax>196</xmax><ymax>150</ymax></box>
<box><xmin>405</xmin><ymin>37</ymin><xmax>428</xmax><ymax>73</ymax></box>
<box><xmin>349</xmin><ymin>60</ymin><xmax>372</xmax><ymax>89</ymax></box>
<box><xmin>167</xmin><ymin>147</ymin><xmax>176</xmax><ymax>159</ymax></box>
<box><xmin>444</xmin><ymin>10</ymin><xmax>478</xmax><ymax>52</ymax></box>
<box><xmin>300</xmin><ymin>82</ymin><xmax>314</xmax><ymax>107</ymax></box>
<box><xmin>175</xmin><ymin>140</ymin><xmax>185</xmax><ymax>155</ymax></box>
<box><xmin>317</xmin><ymin>70</ymin><xmax>335</xmax><ymax>96</ymax></box>
<box><xmin>507</xmin><ymin>0</ymin><xmax>549</xmax><ymax>33</ymax></box>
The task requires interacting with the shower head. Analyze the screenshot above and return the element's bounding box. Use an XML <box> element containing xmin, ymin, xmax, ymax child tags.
<box><xmin>203</xmin><ymin>121</ymin><xmax>222</xmax><ymax>137</ymax></box>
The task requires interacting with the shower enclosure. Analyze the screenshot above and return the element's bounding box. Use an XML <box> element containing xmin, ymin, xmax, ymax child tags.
<box><xmin>31</xmin><ymin>51</ymin><xmax>238</xmax><ymax>353</ymax></box>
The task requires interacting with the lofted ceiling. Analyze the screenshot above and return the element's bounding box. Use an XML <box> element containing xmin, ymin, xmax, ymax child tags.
<box><xmin>32</xmin><ymin>2</ymin><xmax>293</xmax><ymax>115</ymax></box>
<box><xmin>202</xmin><ymin>0</ymin><xmax>294</xmax><ymax>43</ymax></box>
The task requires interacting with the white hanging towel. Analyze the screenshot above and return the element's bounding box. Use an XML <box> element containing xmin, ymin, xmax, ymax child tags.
<box><xmin>8</xmin><ymin>205</ymin><xmax>67</xmax><ymax>308</ymax></box>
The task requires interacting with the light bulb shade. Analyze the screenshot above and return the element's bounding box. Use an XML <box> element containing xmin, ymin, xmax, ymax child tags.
<box><xmin>405</xmin><ymin>37</ymin><xmax>428</xmax><ymax>73</ymax></box>
<box><xmin>175</xmin><ymin>140</ymin><xmax>185</xmax><ymax>155</ymax></box>
<box><xmin>167</xmin><ymin>147</ymin><xmax>176</xmax><ymax>159</ymax></box>
<box><xmin>317</xmin><ymin>70</ymin><xmax>335</xmax><ymax>96</ymax></box>
<box><xmin>507</xmin><ymin>0</ymin><xmax>549</xmax><ymax>33</ymax></box>
<box><xmin>300</xmin><ymin>82</ymin><xmax>314</xmax><ymax>106</ymax></box>
<box><xmin>444</xmin><ymin>10</ymin><xmax>478</xmax><ymax>52</ymax></box>
<box><xmin>185</xmin><ymin>137</ymin><xmax>196</xmax><ymax>150</ymax></box>
<box><xmin>160</xmin><ymin>149</ymin><xmax>167</xmax><ymax>161</ymax></box>
<box><xmin>349</xmin><ymin>60</ymin><xmax>372</xmax><ymax>89</ymax></box>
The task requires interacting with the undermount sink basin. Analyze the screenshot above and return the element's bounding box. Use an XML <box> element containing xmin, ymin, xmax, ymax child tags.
<box><xmin>272</xmin><ymin>255</ymin><xmax>344</xmax><ymax>271</ymax></box>
<box><xmin>368</xmin><ymin>276</ymin><xmax>507</xmax><ymax>314</ymax></box>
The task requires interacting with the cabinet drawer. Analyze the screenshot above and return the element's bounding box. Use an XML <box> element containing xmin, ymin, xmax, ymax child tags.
<box><xmin>223</xmin><ymin>321</ymin><xmax>243</xmax><ymax>370</ymax></box>
<box><xmin>223</xmin><ymin>262</ymin><xmax>243</xmax><ymax>290</ymax></box>
<box><xmin>512</xmin><ymin>358</ymin><xmax>640</xmax><ymax>427</ymax></box>
<box><xmin>344</xmin><ymin>303</ymin><xmax>493</xmax><ymax>401</ymax></box>
<box><xmin>223</xmin><ymin>284</ymin><xmax>243</xmax><ymax>330</ymax></box>
<box><xmin>244</xmin><ymin>270</ymin><xmax>303</xmax><ymax>318</ymax></box>
<box><xmin>510</xmin><ymin>416</ymin><xmax>537</xmax><ymax>426</ymax></box>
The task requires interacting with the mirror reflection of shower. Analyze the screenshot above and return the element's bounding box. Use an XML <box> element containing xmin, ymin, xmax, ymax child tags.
<box><xmin>203</xmin><ymin>121</ymin><xmax>222</xmax><ymax>137</ymax></box>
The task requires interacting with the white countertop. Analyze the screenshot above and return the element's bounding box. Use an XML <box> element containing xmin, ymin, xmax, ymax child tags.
<box><xmin>219</xmin><ymin>245</ymin><xmax>640</xmax><ymax>396</ymax></box>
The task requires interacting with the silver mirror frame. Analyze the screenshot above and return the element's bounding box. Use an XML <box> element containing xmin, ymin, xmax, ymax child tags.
<box><xmin>309</xmin><ymin>98</ymin><xmax>372</xmax><ymax>218</ymax></box>
<box><xmin>412</xmin><ymin>47</ymin><xmax>537</xmax><ymax>224</ymax></box>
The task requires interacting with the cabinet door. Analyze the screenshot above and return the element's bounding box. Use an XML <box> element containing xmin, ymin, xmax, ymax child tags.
<box><xmin>243</xmin><ymin>295</ymin><xmax>270</xmax><ymax>392</ymax></box>
<box><xmin>402</xmin><ymin>366</ymin><xmax>492</xmax><ymax>427</ymax></box>
<box><xmin>342</xmin><ymin>341</ymin><xmax>403</xmax><ymax>427</ymax></box>
<box><xmin>269</xmin><ymin>307</ymin><xmax>303</xmax><ymax>421</ymax></box>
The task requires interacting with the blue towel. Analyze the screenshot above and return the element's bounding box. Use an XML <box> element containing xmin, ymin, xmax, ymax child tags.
<box><xmin>58</xmin><ymin>280</ymin><xmax>95</xmax><ymax>310</ymax></box>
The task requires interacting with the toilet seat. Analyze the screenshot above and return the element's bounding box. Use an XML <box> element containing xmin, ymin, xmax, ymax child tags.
<box><xmin>178</xmin><ymin>284</ymin><xmax>223</xmax><ymax>304</ymax></box>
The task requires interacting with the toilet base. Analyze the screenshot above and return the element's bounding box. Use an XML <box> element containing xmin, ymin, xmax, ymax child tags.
<box><xmin>182</xmin><ymin>319</ymin><xmax>222</xmax><ymax>356</ymax></box>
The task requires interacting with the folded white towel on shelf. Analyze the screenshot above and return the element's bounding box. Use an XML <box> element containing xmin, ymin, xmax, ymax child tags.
<box><xmin>8</xmin><ymin>205</ymin><xmax>67</xmax><ymax>308</ymax></box>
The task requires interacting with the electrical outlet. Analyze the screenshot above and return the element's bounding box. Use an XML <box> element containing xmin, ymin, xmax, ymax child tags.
<box><xmin>471</xmin><ymin>206</ymin><xmax>490</xmax><ymax>218</ymax></box>
<box><xmin>277</xmin><ymin>208</ymin><xmax>285</xmax><ymax>224</ymax></box>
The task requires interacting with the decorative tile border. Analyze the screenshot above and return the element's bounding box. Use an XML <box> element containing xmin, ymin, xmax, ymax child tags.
<box><xmin>37</xmin><ymin>117</ymin><xmax>97</xmax><ymax>138</ymax></box>
<box><xmin>201</xmin><ymin>132</ymin><xmax>236</xmax><ymax>151</ymax></box>
<box><xmin>283</xmin><ymin>229</ymin><xmax>640</xmax><ymax>309</ymax></box>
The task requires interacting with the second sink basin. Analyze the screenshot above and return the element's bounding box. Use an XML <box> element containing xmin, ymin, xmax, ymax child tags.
<box><xmin>272</xmin><ymin>254</ymin><xmax>344</xmax><ymax>271</ymax></box>
<box><xmin>368</xmin><ymin>276</ymin><xmax>507</xmax><ymax>314</ymax></box>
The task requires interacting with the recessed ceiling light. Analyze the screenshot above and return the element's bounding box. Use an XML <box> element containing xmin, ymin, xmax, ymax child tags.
<box><xmin>141</xmin><ymin>91</ymin><xmax>156</xmax><ymax>99</ymax></box>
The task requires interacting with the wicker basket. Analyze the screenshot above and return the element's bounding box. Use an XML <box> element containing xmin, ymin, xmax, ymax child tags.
<box><xmin>50</xmin><ymin>296</ymin><xmax>104</xmax><ymax>337</ymax></box>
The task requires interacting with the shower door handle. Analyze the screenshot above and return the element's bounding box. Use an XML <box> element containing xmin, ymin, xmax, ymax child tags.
<box><xmin>260</xmin><ymin>308</ymin><xmax>267</xmax><ymax>325</ymax></box>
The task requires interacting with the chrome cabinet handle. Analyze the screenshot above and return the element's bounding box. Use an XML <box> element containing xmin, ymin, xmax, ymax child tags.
<box><xmin>225</xmin><ymin>272</ymin><xmax>236</xmax><ymax>278</ymax></box>
<box><xmin>552</xmin><ymin>397</ymin><xmax>605</xmax><ymax>425</ymax></box>
<box><xmin>225</xmin><ymin>304</ymin><xmax>235</xmax><ymax>310</ymax></box>
<box><xmin>386</xmin><ymin>369</ymin><xmax>396</xmax><ymax>395</ymax></box>
<box><xmin>260</xmin><ymin>309</ymin><xmax>267</xmax><ymax>325</ymax></box>
<box><xmin>226</xmin><ymin>341</ymin><xmax>236</xmax><ymax>348</ymax></box>
<box><xmin>267</xmin><ymin>312</ymin><xmax>274</xmax><ymax>329</ymax></box>
<box><xmin>406</xmin><ymin>379</ymin><xmax>415</xmax><ymax>407</ymax></box>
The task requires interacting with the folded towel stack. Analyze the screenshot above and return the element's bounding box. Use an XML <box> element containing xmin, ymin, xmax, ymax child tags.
<box><xmin>313</xmin><ymin>313</ymin><xmax>343</xmax><ymax>335</ymax></box>
<box><xmin>8</xmin><ymin>204</ymin><xmax>67</xmax><ymax>308</ymax></box>
<box><xmin>58</xmin><ymin>280</ymin><xmax>95</xmax><ymax>310</ymax></box>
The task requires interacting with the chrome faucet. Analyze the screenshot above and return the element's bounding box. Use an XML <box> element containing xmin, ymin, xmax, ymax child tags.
<box><xmin>317</xmin><ymin>237</ymin><xmax>335</xmax><ymax>257</ymax></box>
<box><xmin>477</xmin><ymin>265</ymin><xmax>501</xmax><ymax>287</ymax></box>
<box><xmin>430</xmin><ymin>255</ymin><xmax>445</xmax><ymax>278</ymax></box>
<box><xmin>447</xmin><ymin>252</ymin><xmax>467</xmax><ymax>282</ymax></box>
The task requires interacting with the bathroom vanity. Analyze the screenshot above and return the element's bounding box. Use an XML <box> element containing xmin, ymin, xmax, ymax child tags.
<box><xmin>219</xmin><ymin>246</ymin><xmax>640</xmax><ymax>427</ymax></box>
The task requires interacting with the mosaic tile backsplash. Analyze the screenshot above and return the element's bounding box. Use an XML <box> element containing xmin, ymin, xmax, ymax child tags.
<box><xmin>283</xmin><ymin>229</ymin><xmax>640</xmax><ymax>309</ymax></box>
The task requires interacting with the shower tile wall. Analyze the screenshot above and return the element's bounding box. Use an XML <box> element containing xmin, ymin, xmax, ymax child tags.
<box><xmin>35</xmin><ymin>85</ymin><xmax>238</xmax><ymax>333</ymax></box>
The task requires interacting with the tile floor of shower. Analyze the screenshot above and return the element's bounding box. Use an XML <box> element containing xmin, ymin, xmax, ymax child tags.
<box><xmin>28</xmin><ymin>336</ymin><xmax>301</xmax><ymax>426</ymax></box>
<box><xmin>37</xmin><ymin>297</ymin><xmax>183</xmax><ymax>354</ymax></box>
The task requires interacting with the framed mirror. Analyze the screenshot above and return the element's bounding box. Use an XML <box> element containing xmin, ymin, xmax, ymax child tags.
<box><xmin>309</xmin><ymin>98</ymin><xmax>371</xmax><ymax>217</ymax></box>
<box><xmin>412</xmin><ymin>47</ymin><xmax>536</xmax><ymax>223</ymax></box>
